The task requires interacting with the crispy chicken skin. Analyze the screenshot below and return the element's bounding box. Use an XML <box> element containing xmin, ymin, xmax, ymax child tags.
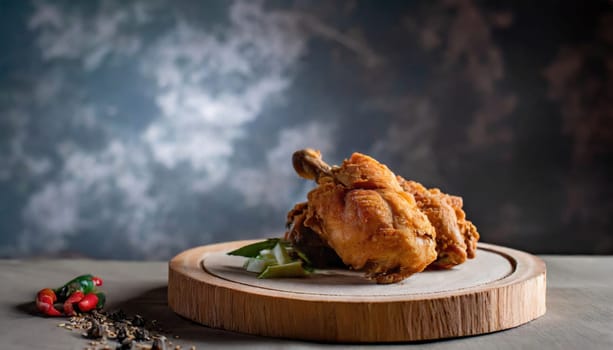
<box><xmin>288</xmin><ymin>149</ymin><xmax>438</xmax><ymax>283</ymax></box>
<box><xmin>397</xmin><ymin>178</ymin><xmax>479</xmax><ymax>268</ymax></box>
<box><xmin>285</xmin><ymin>202</ymin><xmax>345</xmax><ymax>268</ymax></box>
<box><xmin>445</xmin><ymin>194</ymin><xmax>479</xmax><ymax>259</ymax></box>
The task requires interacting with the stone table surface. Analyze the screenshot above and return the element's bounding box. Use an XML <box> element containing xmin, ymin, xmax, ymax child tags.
<box><xmin>1</xmin><ymin>255</ymin><xmax>612</xmax><ymax>350</ymax></box>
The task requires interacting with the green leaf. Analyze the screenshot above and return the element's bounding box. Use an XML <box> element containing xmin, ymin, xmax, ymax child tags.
<box><xmin>227</xmin><ymin>239</ymin><xmax>280</xmax><ymax>257</ymax></box>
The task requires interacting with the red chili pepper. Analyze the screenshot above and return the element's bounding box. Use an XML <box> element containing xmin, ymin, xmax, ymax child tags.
<box><xmin>35</xmin><ymin>275</ymin><xmax>106</xmax><ymax>317</ymax></box>
<box><xmin>77</xmin><ymin>293</ymin><xmax>99</xmax><ymax>312</ymax></box>
<box><xmin>92</xmin><ymin>276</ymin><xmax>103</xmax><ymax>287</ymax></box>
<box><xmin>36</xmin><ymin>288</ymin><xmax>62</xmax><ymax>317</ymax></box>
<box><xmin>63</xmin><ymin>290</ymin><xmax>84</xmax><ymax>316</ymax></box>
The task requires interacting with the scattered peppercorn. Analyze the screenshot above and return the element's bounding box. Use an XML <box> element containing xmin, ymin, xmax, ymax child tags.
<box><xmin>108</xmin><ymin>309</ymin><xmax>127</xmax><ymax>322</ymax></box>
<box><xmin>131</xmin><ymin>315</ymin><xmax>145</xmax><ymax>327</ymax></box>
<box><xmin>83</xmin><ymin>318</ymin><xmax>104</xmax><ymax>340</ymax></box>
<box><xmin>53</xmin><ymin>309</ymin><xmax>194</xmax><ymax>350</ymax></box>
<box><xmin>134</xmin><ymin>328</ymin><xmax>149</xmax><ymax>341</ymax></box>
<box><xmin>115</xmin><ymin>326</ymin><xmax>127</xmax><ymax>342</ymax></box>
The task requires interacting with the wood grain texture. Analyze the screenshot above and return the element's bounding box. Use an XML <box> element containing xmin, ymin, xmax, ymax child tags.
<box><xmin>168</xmin><ymin>241</ymin><xmax>546</xmax><ymax>342</ymax></box>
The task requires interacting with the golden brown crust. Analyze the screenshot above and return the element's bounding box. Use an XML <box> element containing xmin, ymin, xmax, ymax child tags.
<box><xmin>397</xmin><ymin>177</ymin><xmax>474</xmax><ymax>269</ymax></box>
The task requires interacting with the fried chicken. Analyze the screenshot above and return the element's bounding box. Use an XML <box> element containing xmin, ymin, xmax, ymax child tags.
<box><xmin>286</xmin><ymin>149</ymin><xmax>481</xmax><ymax>283</ymax></box>
<box><xmin>397</xmin><ymin>178</ymin><xmax>479</xmax><ymax>268</ymax></box>
<box><xmin>287</xmin><ymin>149</ymin><xmax>438</xmax><ymax>283</ymax></box>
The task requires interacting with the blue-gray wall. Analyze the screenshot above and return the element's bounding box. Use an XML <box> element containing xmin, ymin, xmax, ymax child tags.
<box><xmin>1</xmin><ymin>0</ymin><xmax>611</xmax><ymax>259</ymax></box>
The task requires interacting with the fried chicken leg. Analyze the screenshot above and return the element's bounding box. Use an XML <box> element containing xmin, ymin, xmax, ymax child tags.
<box><xmin>287</xmin><ymin>149</ymin><xmax>438</xmax><ymax>283</ymax></box>
<box><xmin>286</xmin><ymin>149</ymin><xmax>481</xmax><ymax>283</ymax></box>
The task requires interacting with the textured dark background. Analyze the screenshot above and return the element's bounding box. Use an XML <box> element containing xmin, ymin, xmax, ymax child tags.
<box><xmin>1</xmin><ymin>0</ymin><xmax>611</xmax><ymax>259</ymax></box>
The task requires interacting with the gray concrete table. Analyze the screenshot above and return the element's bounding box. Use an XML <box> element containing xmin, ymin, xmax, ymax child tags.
<box><xmin>1</xmin><ymin>256</ymin><xmax>612</xmax><ymax>349</ymax></box>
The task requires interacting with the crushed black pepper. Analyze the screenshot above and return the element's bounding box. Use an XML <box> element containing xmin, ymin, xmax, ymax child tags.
<box><xmin>53</xmin><ymin>309</ymin><xmax>195</xmax><ymax>350</ymax></box>
<box><xmin>115</xmin><ymin>326</ymin><xmax>128</xmax><ymax>343</ymax></box>
<box><xmin>132</xmin><ymin>314</ymin><xmax>145</xmax><ymax>327</ymax></box>
<box><xmin>134</xmin><ymin>328</ymin><xmax>150</xmax><ymax>341</ymax></box>
<box><xmin>84</xmin><ymin>318</ymin><xmax>104</xmax><ymax>340</ymax></box>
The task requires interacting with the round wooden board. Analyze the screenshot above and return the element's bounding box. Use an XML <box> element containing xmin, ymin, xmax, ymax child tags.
<box><xmin>168</xmin><ymin>240</ymin><xmax>546</xmax><ymax>343</ymax></box>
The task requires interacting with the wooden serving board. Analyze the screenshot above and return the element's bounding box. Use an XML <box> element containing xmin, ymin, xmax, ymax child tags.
<box><xmin>168</xmin><ymin>240</ymin><xmax>546</xmax><ymax>342</ymax></box>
